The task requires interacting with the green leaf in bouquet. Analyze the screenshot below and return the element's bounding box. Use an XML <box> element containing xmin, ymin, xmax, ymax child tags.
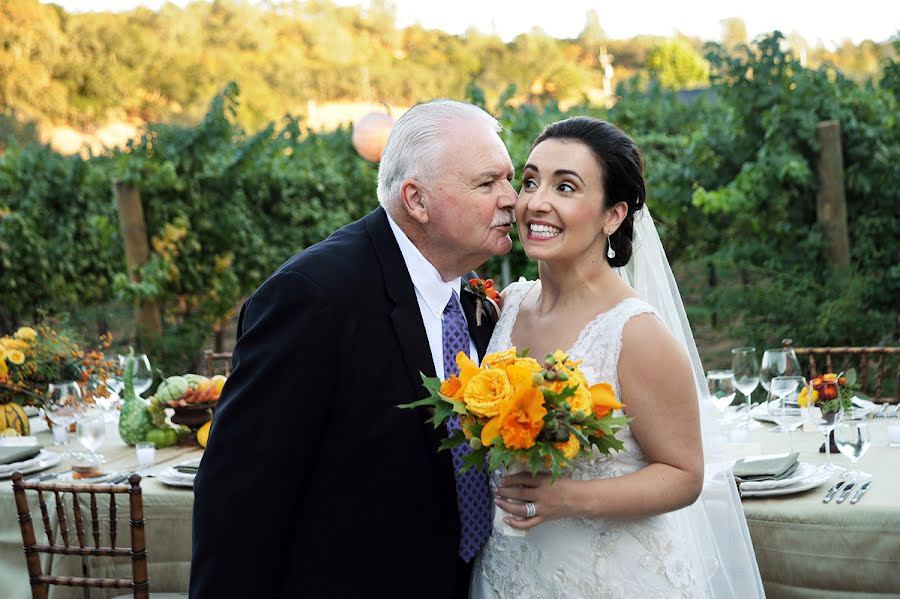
<box><xmin>421</xmin><ymin>373</ymin><xmax>444</xmax><ymax>397</ymax></box>
<box><xmin>565</xmin><ymin>423</ymin><xmax>591</xmax><ymax>447</ymax></box>
<box><xmin>844</xmin><ymin>368</ymin><xmax>858</xmax><ymax>387</ymax></box>
<box><xmin>487</xmin><ymin>446</ymin><xmax>514</xmax><ymax>472</ymax></box>
<box><xmin>457</xmin><ymin>447</ymin><xmax>489</xmax><ymax>474</ymax></box>
<box><xmin>438</xmin><ymin>432</ymin><xmax>468</xmax><ymax>452</ymax></box>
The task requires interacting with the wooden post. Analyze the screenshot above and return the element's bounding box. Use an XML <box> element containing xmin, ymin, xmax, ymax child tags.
<box><xmin>815</xmin><ymin>121</ymin><xmax>851</xmax><ymax>266</ymax></box>
<box><xmin>113</xmin><ymin>182</ymin><xmax>162</xmax><ymax>341</ymax></box>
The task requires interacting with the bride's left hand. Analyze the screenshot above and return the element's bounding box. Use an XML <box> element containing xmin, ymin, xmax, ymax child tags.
<box><xmin>494</xmin><ymin>472</ymin><xmax>572</xmax><ymax>530</ymax></box>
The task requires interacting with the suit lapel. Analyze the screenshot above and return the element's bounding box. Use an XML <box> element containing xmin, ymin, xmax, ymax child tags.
<box><xmin>366</xmin><ymin>208</ymin><xmax>436</xmax><ymax>397</ymax></box>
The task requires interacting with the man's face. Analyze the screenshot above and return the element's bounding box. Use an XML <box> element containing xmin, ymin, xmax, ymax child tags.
<box><xmin>422</xmin><ymin>117</ymin><xmax>517</xmax><ymax>275</ymax></box>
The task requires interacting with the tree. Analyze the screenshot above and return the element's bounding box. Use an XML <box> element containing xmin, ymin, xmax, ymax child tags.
<box><xmin>644</xmin><ymin>40</ymin><xmax>710</xmax><ymax>89</ymax></box>
<box><xmin>720</xmin><ymin>17</ymin><xmax>748</xmax><ymax>50</ymax></box>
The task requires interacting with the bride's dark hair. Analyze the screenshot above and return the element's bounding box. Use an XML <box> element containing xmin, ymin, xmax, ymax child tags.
<box><xmin>531</xmin><ymin>117</ymin><xmax>646</xmax><ymax>267</ymax></box>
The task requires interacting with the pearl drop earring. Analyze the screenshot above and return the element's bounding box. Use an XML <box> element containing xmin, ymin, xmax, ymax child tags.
<box><xmin>607</xmin><ymin>235</ymin><xmax>616</xmax><ymax>259</ymax></box>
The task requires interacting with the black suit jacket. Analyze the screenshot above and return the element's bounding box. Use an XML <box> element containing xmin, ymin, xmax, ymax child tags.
<box><xmin>190</xmin><ymin>208</ymin><xmax>496</xmax><ymax>598</ymax></box>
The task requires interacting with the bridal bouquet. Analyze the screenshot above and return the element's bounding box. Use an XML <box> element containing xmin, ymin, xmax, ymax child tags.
<box><xmin>400</xmin><ymin>348</ymin><xmax>629</xmax><ymax>481</ymax></box>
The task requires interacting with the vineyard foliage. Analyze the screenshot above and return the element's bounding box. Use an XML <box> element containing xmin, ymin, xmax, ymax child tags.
<box><xmin>1</xmin><ymin>34</ymin><xmax>897</xmax><ymax>372</ymax></box>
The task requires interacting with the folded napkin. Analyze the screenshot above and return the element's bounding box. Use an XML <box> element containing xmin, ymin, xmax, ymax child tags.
<box><xmin>173</xmin><ymin>465</ymin><xmax>199</xmax><ymax>475</ymax></box>
<box><xmin>732</xmin><ymin>452</ymin><xmax>799</xmax><ymax>482</ymax></box>
<box><xmin>0</xmin><ymin>445</ymin><xmax>42</xmax><ymax>466</ymax></box>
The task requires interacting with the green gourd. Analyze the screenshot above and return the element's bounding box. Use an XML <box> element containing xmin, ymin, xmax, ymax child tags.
<box><xmin>118</xmin><ymin>349</ymin><xmax>153</xmax><ymax>446</ymax></box>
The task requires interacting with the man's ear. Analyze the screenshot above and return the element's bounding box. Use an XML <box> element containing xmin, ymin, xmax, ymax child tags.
<box><xmin>400</xmin><ymin>178</ymin><xmax>429</xmax><ymax>224</ymax></box>
<box><xmin>603</xmin><ymin>201</ymin><xmax>629</xmax><ymax>235</ymax></box>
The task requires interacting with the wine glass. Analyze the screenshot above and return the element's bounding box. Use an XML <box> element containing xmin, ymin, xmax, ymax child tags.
<box><xmin>76</xmin><ymin>408</ymin><xmax>107</xmax><ymax>464</ymax></box>
<box><xmin>132</xmin><ymin>353</ymin><xmax>153</xmax><ymax>397</ymax></box>
<box><xmin>759</xmin><ymin>348</ymin><xmax>802</xmax><ymax>396</ymax></box>
<box><xmin>44</xmin><ymin>382</ymin><xmax>84</xmax><ymax>448</ymax></box>
<box><xmin>731</xmin><ymin>347</ymin><xmax>760</xmax><ymax>425</ymax></box>
<box><xmin>706</xmin><ymin>369</ymin><xmax>737</xmax><ymax>417</ymax></box>
<box><xmin>767</xmin><ymin>375</ymin><xmax>805</xmax><ymax>452</ymax></box>
<box><xmin>834</xmin><ymin>408</ymin><xmax>872</xmax><ymax>480</ymax></box>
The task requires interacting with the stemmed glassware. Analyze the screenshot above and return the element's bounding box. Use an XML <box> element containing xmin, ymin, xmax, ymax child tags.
<box><xmin>131</xmin><ymin>353</ymin><xmax>153</xmax><ymax>397</ymax></box>
<box><xmin>44</xmin><ymin>382</ymin><xmax>83</xmax><ymax>448</ymax></box>
<box><xmin>760</xmin><ymin>348</ymin><xmax>802</xmax><ymax>399</ymax></box>
<box><xmin>731</xmin><ymin>347</ymin><xmax>760</xmax><ymax>426</ymax></box>
<box><xmin>76</xmin><ymin>408</ymin><xmax>107</xmax><ymax>464</ymax></box>
<box><xmin>816</xmin><ymin>377</ymin><xmax>845</xmax><ymax>473</ymax></box>
<box><xmin>767</xmin><ymin>375</ymin><xmax>806</xmax><ymax>452</ymax></box>
<box><xmin>706</xmin><ymin>369</ymin><xmax>737</xmax><ymax>420</ymax></box>
<box><xmin>834</xmin><ymin>405</ymin><xmax>872</xmax><ymax>480</ymax></box>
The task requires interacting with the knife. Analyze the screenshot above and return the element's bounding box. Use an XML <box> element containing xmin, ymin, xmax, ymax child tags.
<box><xmin>836</xmin><ymin>482</ymin><xmax>856</xmax><ymax>504</ymax></box>
<box><xmin>822</xmin><ymin>480</ymin><xmax>846</xmax><ymax>503</ymax></box>
<box><xmin>850</xmin><ymin>481</ymin><xmax>872</xmax><ymax>504</ymax></box>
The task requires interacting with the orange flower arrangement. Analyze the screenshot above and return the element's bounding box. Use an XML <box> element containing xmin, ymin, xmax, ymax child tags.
<box><xmin>400</xmin><ymin>348</ymin><xmax>629</xmax><ymax>480</ymax></box>
<box><xmin>798</xmin><ymin>371</ymin><xmax>857</xmax><ymax>413</ymax></box>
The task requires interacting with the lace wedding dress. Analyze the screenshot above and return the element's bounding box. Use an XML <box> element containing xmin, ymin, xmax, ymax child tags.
<box><xmin>471</xmin><ymin>280</ymin><xmax>709</xmax><ymax>599</ymax></box>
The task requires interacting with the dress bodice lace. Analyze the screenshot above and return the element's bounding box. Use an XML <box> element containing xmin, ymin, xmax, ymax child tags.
<box><xmin>472</xmin><ymin>280</ymin><xmax>708</xmax><ymax>599</ymax></box>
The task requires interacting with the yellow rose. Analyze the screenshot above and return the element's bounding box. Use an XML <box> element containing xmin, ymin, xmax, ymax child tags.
<box><xmin>569</xmin><ymin>383</ymin><xmax>593</xmax><ymax>416</ymax></box>
<box><xmin>554</xmin><ymin>432</ymin><xmax>581</xmax><ymax>460</ymax></box>
<box><xmin>14</xmin><ymin>327</ymin><xmax>37</xmax><ymax>343</ymax></box>
<box><xmin>0</xmin><ymin>355</ymin><xmax>7</xmax><ymax>378</ymax></box>
<box><xmin>2</xmin><ymin>338</ymin><xmax>28</xmax><ymax>351</ymax></box>
<box><xmin>463</xmin><ymin>368</ymin><xmax>513</xmax><ymax>417</ymax></box>
<box><xmin>797</xmin><ymin>386</ymin><xmax>819</xmax><ymax>407</ymax></box>
<box><xmin>6</xmin><ymin>350</ymin><xmax>25</xmax><ymax>365</ymax></box>
<box><xmin>482</xmin><ymin>348</ymin><xmax>518</xmax><ymax>369</ymax></box>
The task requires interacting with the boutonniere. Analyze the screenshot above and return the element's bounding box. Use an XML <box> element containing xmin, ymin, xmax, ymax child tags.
<box><xmin>465</xmin><ymin>278</ymin><xmax>501</xmax><ymax>326</ymax></box>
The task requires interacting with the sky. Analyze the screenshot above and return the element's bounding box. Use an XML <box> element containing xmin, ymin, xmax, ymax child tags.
<box><xmin>46</xmin><ymin>1</ymin><xmax>899</xmax><ymax>46</ymax></box>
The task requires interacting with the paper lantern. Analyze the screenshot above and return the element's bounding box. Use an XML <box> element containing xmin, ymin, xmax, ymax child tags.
<box><xmin>352</xmin><ymin>112</ymin><xmax>394</xmax><ymax>162</ymax></box>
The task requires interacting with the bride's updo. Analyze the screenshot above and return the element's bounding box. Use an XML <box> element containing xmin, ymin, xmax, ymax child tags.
<box><xmin>531</xmin><ymin>117</ymin><xmax>646</xmax><ymax>267</ymax></box>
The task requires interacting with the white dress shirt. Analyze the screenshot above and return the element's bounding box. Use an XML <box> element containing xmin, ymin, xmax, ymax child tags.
<box><xmin>386</xmin><ymin>212</ymin><xmax>478</xmax><ymax>377</ymax></box>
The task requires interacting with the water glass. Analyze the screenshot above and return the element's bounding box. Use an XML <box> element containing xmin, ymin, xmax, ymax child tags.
<box><xmin>706</xmin><ymin>370</ymin><xmax>737</xmax><ymax>415</ymax></box>
<box><xmin>768</xmin><ymin>375</ymin><xmax>805</xmax><ymax>451</ymax></box>
<box><xmin>835</xmin><ymin>413</ymin><xmax>872</xmax><ymax>480</ymax></box>
<box><xmin>136</xmin><ymin>441</ymin><xmax>156</xmax><ymax>472</ymax></box>
<box><xmin>76</xmin><ymin>410</ymin><xmax>107</xmax><ymax>463</ymax></box>
<box><xmin>731</xmin><ymin>347</ymin><xmax>760</xmax><ymax>424</ymax></box>
<box><xmin>45</xmin><ymin>382</ymin><xmax>83</xmax><ymax>447</ymax></box>
<box><xmin>816</xmin><ymin>379</ymin><xmax>845</xmax><ymax>472</ymax></box>
<box><xmin>760</xmin><ymin>348</ymin><xmax>802</xmax><ymax>394</ymax></box>
<box><xmin>132</xmin><ymin>353</ymin><xmax>154</xmax><ymax>397</ymax></box>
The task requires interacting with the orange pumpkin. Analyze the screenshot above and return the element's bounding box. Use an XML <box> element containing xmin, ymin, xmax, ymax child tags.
<box><xmin>351</xmin><ymin>112</ymin><xmax>394</xmax><ymax>162</ymax></box>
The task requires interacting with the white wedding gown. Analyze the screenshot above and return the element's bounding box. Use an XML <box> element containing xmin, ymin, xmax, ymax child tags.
<box><xmin>471</xmin><ymin>280</ymin><xmax>710</xmax><ymax>599</ymax></box>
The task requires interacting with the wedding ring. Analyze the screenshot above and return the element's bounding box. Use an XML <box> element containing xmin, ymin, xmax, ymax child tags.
<box><xmin>524</xmin><ymin>501</ymin><xmax>536</xmax><ymax>518</ymax></box>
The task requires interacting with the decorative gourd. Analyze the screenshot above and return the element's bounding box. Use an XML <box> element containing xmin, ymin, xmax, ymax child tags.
<box><xmin>197</xmin><ymin>419</ymin><xmax>211</xmax><ymax>448</ymax></box>
<box><xmin>118</xmin><ymin>349</ymin><xmax>153</xmax><ymax>446</ymax></box>
<box><xmin>0</xmin><ymin>400</ymin><xmax>29</xmax><ymax>436</ymax></box>
<box><xmin>156</xmin><ymin>376</ymin><xmax>190</xmax><ymax>403</ymax></box>
<box><xmin>182</xmin><ymin>374</ymin><xmax>209</xmax><ymax>387</ymax></box>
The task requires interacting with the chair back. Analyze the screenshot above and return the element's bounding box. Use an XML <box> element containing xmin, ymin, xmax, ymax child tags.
<box><xmin>203</xmin><ymin>350</ymin><xmax>233</xmax><ymax>378</ymax></box>
<box><xmin>782</xmin><ymin>339</ymin><xmax>900</xmax><ymax>402</ymax></box>
<box><xmin>11</xmin><ymin>472</ymin><xmax>149</xmax><ymax>599</ymax></box>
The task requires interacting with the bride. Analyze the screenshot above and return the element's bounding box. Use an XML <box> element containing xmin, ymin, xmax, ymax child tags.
<box><xmin>471</xmin><ymin>117</ymin><xmax>764</xmax><ymax>598</ymax></box>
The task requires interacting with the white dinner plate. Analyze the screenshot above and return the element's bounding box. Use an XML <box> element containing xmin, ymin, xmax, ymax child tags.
<box><xmin>156</xmin><ymin>469</ymin><xmax>195</xmax><ymax>488</ymax></box>
<box><xmin>0</xmin><ymin>450</ymin><xmax>62</xmax><ymax>479</ymax></box>
<box><xmin>55</xmin><ymin>470</ymin><xmax>122</xmax><ymax>485</ymax></box>
<box><xmin>738</xmin><ymin>463</ymin><xmax>833</xmax><ymax>498</ymax></box>
<box><xmin>750</xmin><ymin>396</ymin><xmax>875</xmax><ymax>424</ymax></box>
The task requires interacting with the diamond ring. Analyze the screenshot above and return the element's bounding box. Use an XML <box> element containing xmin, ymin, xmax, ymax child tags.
<box><xmin>524</xmin><ymin>501</ymin><xmax>536</xmax><ymax>518</ymax></box>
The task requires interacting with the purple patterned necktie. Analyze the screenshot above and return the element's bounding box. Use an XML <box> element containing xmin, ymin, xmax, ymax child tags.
<box><xmin>443</xmin><ymin>291</ymin><xmax>493</xmax><ymax>562</ymax></box>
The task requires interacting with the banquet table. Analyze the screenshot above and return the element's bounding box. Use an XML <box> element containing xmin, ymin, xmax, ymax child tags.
<box><xmin>0</xmin><ymin>416</ymin><xmax>203</xmax><ymax>598</ymax></box>
<box><xmin>732</xmin><ymin>409</ymin><xmax>900</xmax><ymax>599</ymax></box>
<box><xmin>2</xmin><ymin>411</ymin><xmax>899</xmax><ymax>598</ymax></box>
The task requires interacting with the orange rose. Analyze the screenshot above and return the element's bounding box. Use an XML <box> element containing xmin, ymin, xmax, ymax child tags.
<box><xmin>481</xmin><ymin>362</ymin><xmax>547</xmax><ymax>448</ymax></box>
<box><xmin>482</xmin><ymin>348</ymin><xmax>518</xmax><ymax>370</ymax></box>
<box><xmin>440</xmin><ymin>374</ymin><xmax>463</xmax><ymax>401</ymax></box>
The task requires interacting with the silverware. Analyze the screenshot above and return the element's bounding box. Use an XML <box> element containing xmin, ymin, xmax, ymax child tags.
<box><xmin>24</xmin><ymin>471</ymin><xmax>60</xmax><ymax>483</ymax></box>
<box><xmin>822</xmin><ymin>480</ymin><xmax>846</xmax><ymax>503</ymax></box>
<box><xmin>106</xmin><ymin>473</ymin><xmax>132</xmax><ymax>485</ymax></box>
<box><xmin>850</xmin><ymin>481</ymin><xmax>872</xmax><ymax>504</ymax></box>
<box><xmin>836</xmin><ymin>482</ymin><xmax>856</xmax><ymax>504</ymax></box>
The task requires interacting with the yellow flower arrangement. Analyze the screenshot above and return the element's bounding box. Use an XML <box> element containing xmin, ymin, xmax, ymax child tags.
<box><xmin>400</xmin><ymin>348</ymin><xmax>629</xmax><ymax>480</ymax></box>
<box><xmin>0</xmin><ymin>324</ymin><xmax>116</xmax><ymax>409</ymax></box>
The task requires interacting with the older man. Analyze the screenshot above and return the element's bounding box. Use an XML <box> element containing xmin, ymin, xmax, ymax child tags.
<box><xmin>190</xmin><ymin>100</ymin><xmax>517</xmax><ymax>598</ymax></box>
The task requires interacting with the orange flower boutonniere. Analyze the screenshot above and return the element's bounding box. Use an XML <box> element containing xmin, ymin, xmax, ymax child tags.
<box><xmin>466</xmin><ymin>278</ymin><xmax>501</xmax><ymax>326</ymax></box>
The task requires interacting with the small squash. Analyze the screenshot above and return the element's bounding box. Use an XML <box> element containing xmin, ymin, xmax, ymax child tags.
<box><xmin>0</xmin><ymin>401</ymin><xmax>30</xmax><ymax>436</ymax></box>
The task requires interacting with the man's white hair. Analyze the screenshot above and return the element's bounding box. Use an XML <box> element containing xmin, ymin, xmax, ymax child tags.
<box><xmin>376</xmin><ymin>100</ymin><xmax>501</xmax><ymax>211</ymax></box>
